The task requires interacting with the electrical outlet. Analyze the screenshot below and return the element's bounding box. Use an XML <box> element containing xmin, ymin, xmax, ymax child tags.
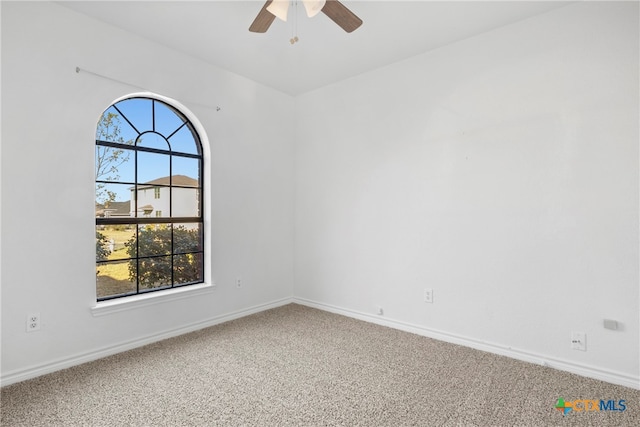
<box><xmin>375</xmin><ymin>306</ymin><xmax>384</xmax><ymax>315</ymax></box>
<box><xmin>26</xmin><ymin>313</ymin><xmax>41</xmax><ymax>332</ymax></box>
<box><xmin>424</xmin><ymin>288</ymin><xmax>433</xmax><ymax>303</ymax></box>
<box><xmin>571</xmin><ymin>331</ymin><xmax>586</xmax><ymax>351</ymax></box>
<box><xmin>236</xmin><ymin>278</ymin><xmax>242</xmax><ymax>288</ymax></box>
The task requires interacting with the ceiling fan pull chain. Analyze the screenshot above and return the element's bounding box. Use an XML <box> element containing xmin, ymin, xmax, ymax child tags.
<box><xmin>290</xmin><ymin>1</ymin><xmax>300</xmax><ymax>45</ymax></box>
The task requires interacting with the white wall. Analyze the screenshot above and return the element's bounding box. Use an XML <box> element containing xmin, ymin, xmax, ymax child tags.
<box><xmin>1</xmin><ymin>1</ymin><xmax>295</xmax><ymax>383</ymax></box>
<box><xmin>294</xmin><ymin>1</ymin><xmax>639</xmax><ymax>387</ymax></box>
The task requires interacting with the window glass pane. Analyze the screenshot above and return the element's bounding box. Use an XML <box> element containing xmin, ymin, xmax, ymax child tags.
<box><xmin>138</xmin><ymin>256</ymin><xmax>172</xmax><ymax>290</ymax></box>
<box><xmin>137</xmin><ymin>132</ymin><xmax>169</xmax><ymax>151</ymax></box>
<box><xmin>173</xmin><ymin>253</ymin><xmax>203</xmax><ymax>285</ymax></box>
<box><xmin>114</xmin><ymin>98</ymin><xmax>152</xmax><ymax>133</ymax></box>
<box><xmin>172</xmin><ymin>156</ymin><xmax>200</xmax><ymax>183</ymax></box>
<box><xmin>154</xmin><ymin>101</ymin><xmax>185</xmax><ymax>139</ymax></box>
<box><xmin>96</xmin><ymin>225</ymin><xmax>136</xmax><ymax>260</ymax></box>
<box><xmin>172</xmin><ymin>187</ymin><xmax>200</xmax><ymax>217</ymax></box>
<box><xmin>168</xmin><ymin>124</ymin><xmax>199</xmax><ymax>155</ymax></box>
<box><xmin>96</xmin><ymin>106</ymin><xmax>138</xmax><ymax>144</ymax></box>
<box><xmin>173</xmin><ymin>224</ymin><xmax>203</xmax><ymax>254</ymax></box>
<box><xmin>135</xmin><ymin>186</ymin><xmax>168</xmax><ymax>218</ymax></box>
<box><xmin>95</xmin><ymin>183</ymin><xmax>133</xmax><ymax>217</ymax></box>
<box><xmin>137</xmin><ymin>224</ymin><xmax>171</xmax><ymax>257</ymax></box>
<box><xmin>97</xmin><ymin>261</ymin><xmax>137</xmax><ymax>299</ymax></box>
<box><xmin>95</xmin><ymin>146</ymin><xmax>135</xmax><ymax>183</ymax></box>
<box><xmin>137</xmin><ymin>151</ymin><xmax>170</xmax><ymax>184</ymax></box>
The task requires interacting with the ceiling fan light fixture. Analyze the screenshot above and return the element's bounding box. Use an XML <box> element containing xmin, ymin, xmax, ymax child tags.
<box><xmin>266</xmin><ymin>0</ymin><xmax>290</xmax><ymax>22</ymax></box>
<box><xmin>250</xmin><ymin>0</ymin><xmax>362</xmax><ymax>34</ymax></box>
<box><xmin>302</xmin><ymin>0</ymin><xmax>326</xmax><ymax>18</ymax></box>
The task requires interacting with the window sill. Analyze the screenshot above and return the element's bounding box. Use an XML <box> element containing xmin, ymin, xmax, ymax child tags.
<box><xmin>91</xmin><ymin>283</ymin><xmax>215</xmax><ymax>317</ymax></box>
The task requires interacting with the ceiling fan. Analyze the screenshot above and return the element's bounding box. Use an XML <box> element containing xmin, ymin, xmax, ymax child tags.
<box><xmin>249</xmin><ymin>0</ymin><xmax>363</xmax><ymax>33</ymax></box>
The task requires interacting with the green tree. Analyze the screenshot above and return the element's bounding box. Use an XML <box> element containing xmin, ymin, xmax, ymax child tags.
<box><xmin>95</xmin><ymin>112</ymin><xmax>134</xmax><ymax>206</ymax></box>
<box><xmin>125</xmin><ymin>225</ymin><xmax>202</xmax><ymax>289</ymax></box>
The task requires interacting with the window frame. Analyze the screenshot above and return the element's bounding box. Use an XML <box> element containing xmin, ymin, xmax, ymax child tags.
<box><xmin>95</xmin><ymin>93</ymin><xmax>209</xmax><ymax>303</ymax></box>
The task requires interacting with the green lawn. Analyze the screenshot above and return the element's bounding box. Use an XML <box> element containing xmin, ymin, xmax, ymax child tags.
<box><xmin>97</xmin><ymin>266</ymin><xmax>136</xmax><ymax>298</ymax></box>
<box><xmin>101</xmin><ymin>227</ymin><xmax>136</xmax><ymax>255</ymax></box>
<box><xmin>97</xmin><ymin>227</ymin><xmax>136</xmax><ymax>298</ymax></box>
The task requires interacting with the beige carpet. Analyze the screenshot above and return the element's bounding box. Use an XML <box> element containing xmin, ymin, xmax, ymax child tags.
<box><xmin>1</xmin><ymin>304</ymin><xmax>638</xmax><ymax>426</ymax></box>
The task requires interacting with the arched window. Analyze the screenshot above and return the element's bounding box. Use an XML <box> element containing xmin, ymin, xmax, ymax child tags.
<box><xmin>95</xmin><ymin>96</ymin><xmax>204</xmax><ymax>301</ymax></box>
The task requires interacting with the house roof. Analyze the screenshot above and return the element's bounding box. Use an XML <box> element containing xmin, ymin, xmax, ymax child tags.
<box><xmin>95</xmin><ymin>200</ymin><xmax>130</xmax><ymax>217</ymax></box>
<box><xmin>139</xmin><ymin>175</ymin><xmax>199</xmax><ymax>188</ymax></box>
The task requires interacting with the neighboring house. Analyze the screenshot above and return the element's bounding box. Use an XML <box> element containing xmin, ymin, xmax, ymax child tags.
<box><xmin>132</xmin><ymin>175</ymin><xmax>200</xmax><ymax>218</ymax></box>
<box><xmin>95</xmin><ymin>200</ymin><xmax>132</xmax><ymax>218</ymax></box>
<box><xmin>96</xmin><ymin>175</ymin><xmax>199</xmax><ymax>219</ymax></box>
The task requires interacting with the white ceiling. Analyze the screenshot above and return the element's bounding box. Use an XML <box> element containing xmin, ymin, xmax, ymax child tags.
<box><xmin>59</xmin><ymin>1</ymin><xmax>571</xmax><ymax>95</ymax></box>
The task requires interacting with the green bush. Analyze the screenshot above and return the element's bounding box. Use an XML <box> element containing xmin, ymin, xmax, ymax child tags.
<box><xmin>96</xmin><ymin>231</ymin><xmax>110</xmax><ymax>261</ymax></box>
<box><xmin>125</xmin><ymin>225</ymin><xmax>202</xmax><ymax>289</ymax></box>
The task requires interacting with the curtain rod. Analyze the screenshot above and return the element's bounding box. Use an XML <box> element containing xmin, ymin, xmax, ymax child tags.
<box><xmin>75</xmin><ymin>66</ymin><xmax>221</xmax><ymax>112</ymax></box>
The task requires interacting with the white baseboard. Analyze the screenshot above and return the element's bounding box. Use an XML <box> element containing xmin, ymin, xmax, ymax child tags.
<box><xmin>1</xmin><ymin>297</ymin><xmax>293</xmax><ymax>387</ymax></box>
<box><xmin>4</xmin><ymin>296</ymin><xmax>637</xmax><ymax>391</ymax></box>
<box><xmin>293</xmin><ymin>297</ymin><xmax>640</xmax><ymax>391</ymax></box>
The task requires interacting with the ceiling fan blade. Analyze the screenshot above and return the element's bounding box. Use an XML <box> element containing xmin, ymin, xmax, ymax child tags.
<box><xmin>249</xmin><ymin>1</ymin><xmax>276</xmax><ymax>33</ymax></box>
<box><xmin>321</xmin><ymin>0</ymin><xmax>362</xmax><ymax>33</ymax></box>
